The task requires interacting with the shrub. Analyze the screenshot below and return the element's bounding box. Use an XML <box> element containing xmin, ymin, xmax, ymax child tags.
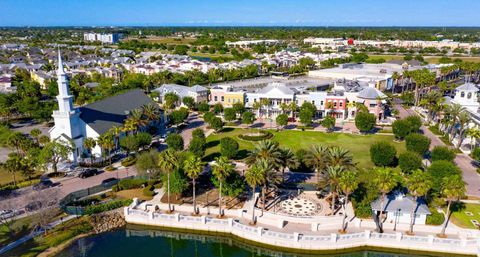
<box><xmin>209</xmin><ymin>117</ymin><xmax>223</xmax><ymax>132</ymax></box>
<box><xmin>191</xmin><ymin>128</ymin><xmax>205</xmax><ymax>140</ymax></box>
<box><xmin>104</xmin><ymin>165</ymin><xmax>115</xmax><ymax>171</ymax></box>
<box><xmin>242</xmin><ymin>112</ymin><xmax>256</xmax><ymax>125</ymax></box>
<box><xmin>143</xmin><ymin>185</ymin><xmax>155</xmax><ymax>197</ymax></box>
<box><xmin>188</xmin><ymin>137</ymin><xmax>206</xmax><ymax>157</ymax></box>
<box><xmin>276</xmin><ymin>114</ymin><xmax>289</xmax><ymax>128</ymax></box>
<box><xmin>355</xmin><ymin>111</ymin><xmax>376</xmax><ymax>133</ymax></box>
<box><xmin>298</xmin><ymin>109</ymin><xmax>313</xmax><ymax>126</ymax></box>
<box><xmin>431</xmin><ymin>146</ymin><xmax>455</xmax><ymax>162</ymax></box>
<box><xmin>472</xmin><ymin>148</ymin><xmax>480</xmax><ymax>161</ymax></box>
<box><xmin>370</xmin><ymin>141</ymin><xmax>397</xmax><ymax>167</ymax></box>
<box><xmin>405</xmin><ymin>115</ymin><xmax>422</xmax><ymax>133</ymax></box>
<box><xmin>427</xmin><ymin>160</ymin><xmax>461</xmax><ymax>193</ymax></box>
<box><xmin>203</xmin><ymin>112</ymin><xmax>215</xmax><ymax>123</ymax></box>
<box><xmin>238</xmin><ymin>130</ymin><xmax>273</xmax><ymax>141</ymax></box>
<box><xmin>118</xmin><ymin>178</ymin><xmax>147</xmax><ymax>190</ymax></box>
<box><xmin>171</xmin><ymin>108</ymin><xmax>189</xmax><ymax>125</ymax></box>
<box><xmin>112</xmin><ymin>185</ymin><xmax>119</xmax><ymax>192</ymax></box>
<box><xmin>223</xmin><ymin>108</ymin><xmax>237</xmax><ymax>122</ymax></box>
<box><xmin>405</xmin><ymin>133</ymin><xmax>431</xmax><ymax>155</ymax></box>
<box><xmin>197</xmin><ymin>102</ymin><xmax>210</xmax><ymax>113</ymax></box>
<box><xmin>84</xmin><ymin>199</ymin><xmax>133</xmax><ymax>215</ymax></box>
<box><xmin>398</xmin><ymin>151</ymin><xmax>422</xmax><ymax>173</ymax></box>
<box><xmin>213</xmin><ymin>103</ymin><xmax>223</xmax><ymax>114</ymax></box>
<box><xmin>321</xmin><ymin>116</ymin><xmax>336</xmax><ymax>131</ymax></box>
<box><xmin>135</xmin><ymin>132</ymin><xmax>152</xmax><ymax>149</ymax></box>
<box><xmin>211</xmin><ymin>172</ymin><xmax>245</xmax><ymax>197</ymax></box>
<box><xmin>426</xmin><ymin>208</ymin><xmax>445</xmax><ymax>225</ymax></box>
<box><xmin>220</xmin><ymin>137</ymin><xmax>239</xmax><ymax>159</ymax></box>
<box><xmin>392</xmin><ymin>119</ymin><xmax>411</xmax><ymax>139</ymax></box>
<box><xmin>121</xmin><ymin>156</ymin><xmax>137</xmax><ymax>167</ymax></box>
<box><xmin>120</xmin><ymin>135</ymin><xmax>139</xmax><ymax>154</ymax></box>
<box><xmin>166</xmin><ymin>133</ymin><xmax>184</xmax><ymax>151</ymax></box>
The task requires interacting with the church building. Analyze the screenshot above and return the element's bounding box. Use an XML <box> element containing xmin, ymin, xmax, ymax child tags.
<box><xmin>49</xmin><ymin>51</ymin><xmax>160</xmax><ymax>164</ymax></box>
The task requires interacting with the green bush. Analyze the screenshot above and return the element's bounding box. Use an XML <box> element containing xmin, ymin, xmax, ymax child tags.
<box><xmin>405</xmin><ymin>115</ymin><xmax>422</xmax><ymax>133</ymax></box>
<box><xmin>220</xmin><ymin>137</ymin><xmax>239</xmax><ymax>159</ymax></box>
<box><xmin>405</xmin><ymin>133</ymin><xmax>431</xmax><ymax>155</ymax></box>
<box><xmin>84</xmin><ymin>199</ymin><xmax>133</xmax><ymax>215</ymax></box>
<box><xmin>121</xmin><ymin>156</ymin><xmax>137</xmax><ymax>167</ymax></box>
<box><xmin>238</xmin><ymin>130</ymin><xmax>273</xmax><ymax>141</ymax></box>
<box><xmin>392</xmin><ymin>119</ymin><xmax>411</xmax><ymax>139</ymax></box>
<box><xmin>370</xmin><ymin>141</ymin><xmax>397</xmax><ymax>167</ymax></box>
<box><xmin>143</xmin><ymin>185</ymin><xmax>155</xmax><ymax>197</ymax></box>
<box><xmin>431</xmin><ymin>146</ymin><xmax>455</xmax><ymax>162</ymax></box>
<box><xmin>426</xmin><ymin>208</ymin><xmax>445</xmax><ymax>225</ymax></box>
<box><xmin>471</xmin><ymin>148</ymin><xmax>480</xmax><ymax>161</ymax></box>
<box><xmin>118</xmin><ymin>178</ymin><xmax>147</xmax><ymax>190</ymax></box>
<box><xmin>355</xmin><ymin>111</ymin><xmax>376</xmax><ymax>133</ymax></box>
<box><xmin>398</xmin><ymin>151</ymin><xmax>423</xmax><ymax>173</ymax></box>
<box><xmin>111</xmin><ymin>185</ymin><xmax>119</xmax><ymax>192</ymax></box>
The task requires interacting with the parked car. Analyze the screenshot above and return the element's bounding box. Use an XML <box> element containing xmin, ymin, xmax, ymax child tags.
<box><xmin>0</xmin><ymin>209</ymin><xmax>18</xmax><ymax>219</ymax></box>
<box><xmin>78</xmin><ymin>169</ymin><xmax>99</xmax><ymax>179</ymax></box>
<box><xmin>101</xmin><ymin>177</ymin><xmax>118</xmax><ymax>186</ymax></box>
<box><xmin>33</xmin><ymin>180</ymin><xmax>53</xmax><ymax>190</ymax></box>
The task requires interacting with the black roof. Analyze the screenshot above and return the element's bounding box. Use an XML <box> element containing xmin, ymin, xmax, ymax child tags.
<box><xmin>79</xmin><ymin>89</ymin><xmax>157</xmax><ymax>135</ymax></box>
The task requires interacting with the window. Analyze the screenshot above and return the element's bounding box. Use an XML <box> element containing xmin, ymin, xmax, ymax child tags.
<box><xmin>468</xmin><ymin>92</ymin><xmax>472</xmax><ymax>99</ymax></box>
<box><xmin>370</xmin><ymin>104</ymin><xmax>376</xmax><ymax>107</ymax></box>
<box><xmin>221</xmin><ymin>96</ymin><xmax>224</xmax><ymax>101</ymax></box>
<box><xmin>339</xmin><ymin>102</ymin><xmax>343</xmax><ymax>107</ymax></box>
<box><xmin>214</xmin><ymin>96</ymin><xmax>218</xmax><ymax>101</ymax></box>
<box><xmin>334</xmin><ymin>101</ymin><xmax>337</xmax><ymax>107</ymax></box>
<box><xmin>461</xmin><ymin>92</ymin><xmax>465</xmax><ymax>98</ymax></box>
<box><xmin>312</xmin><ymin>100</ymin><xmax>315</xmax><ymax>105</ymax></box>
<box><xmin>228</xmin><ymin>98</ymin><xmax>231</xmax><ymax>103</ymax></box>
<box><xmin>320</xmin><ymin>101</ymin><xmax>324</xmax><ymax>106</ymax></box>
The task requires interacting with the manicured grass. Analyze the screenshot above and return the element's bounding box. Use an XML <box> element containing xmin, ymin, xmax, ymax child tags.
<box><xmin>205</xmin><ymin>128</ymin><xmax>406</xmax><ymax>170</ymax></box>
<box><xmin>450</xmin><ymin>203</ymin><xmax>480</xmax><ymax>229</ymax></box>
<box><xmin>115</xmin><ymin>188</ymin><xmax>154</xmax><ymax>201</ymax></box>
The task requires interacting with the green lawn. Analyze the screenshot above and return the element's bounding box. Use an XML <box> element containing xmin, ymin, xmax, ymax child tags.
<box><xmin>205</xmin><ymin>128</ymin><xmax>405</xmax><ymax>170</ymax></box>
<box><xmin>450</xmin><ymin>203</ymin><xmax>480</xmax><ymax>229</ymax></box>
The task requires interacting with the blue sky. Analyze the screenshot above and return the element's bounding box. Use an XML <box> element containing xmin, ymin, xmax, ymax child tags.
<box><xmin>1</xmin><ymin>0</ymin><xmax>479</xmax><ymax>27</ymax></box>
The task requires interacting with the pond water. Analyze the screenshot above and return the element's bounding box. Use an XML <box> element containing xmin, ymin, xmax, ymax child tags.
<box><xmin>55</xmin><ymin>226</ymin><xmax>458</xmax><ymax>257</ymax></box>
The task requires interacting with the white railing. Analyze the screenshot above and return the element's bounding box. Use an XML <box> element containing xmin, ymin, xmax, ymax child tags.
<box><xmin>124</xmin><ymin>208</ymin><xmax>479</xmax><ymax>255</ymax></box>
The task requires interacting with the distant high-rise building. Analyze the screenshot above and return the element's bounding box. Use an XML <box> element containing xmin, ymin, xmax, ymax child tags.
<box><xmin>83</xmin><ymin>32</ymin><xmax>120</xmax><ymax>44</ymax></box>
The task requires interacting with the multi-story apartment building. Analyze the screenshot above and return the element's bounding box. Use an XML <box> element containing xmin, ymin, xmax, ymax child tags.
<box><xmin>209</xmin><ymin>85</ymin><xmax>245</xmax><ymax>107</ymax></box>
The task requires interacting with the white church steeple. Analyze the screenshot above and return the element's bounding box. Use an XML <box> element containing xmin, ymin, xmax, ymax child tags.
<box><xmin>56</xmin><ymin>50</ymin><xmax>74</xmax><ymax>113</ymax></box>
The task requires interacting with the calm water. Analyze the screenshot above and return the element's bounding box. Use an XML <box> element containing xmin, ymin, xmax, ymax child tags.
<box><xmin>56</xmin><ymin>226</ymin><xmax>457</xmax><ymax>257</ymax></box>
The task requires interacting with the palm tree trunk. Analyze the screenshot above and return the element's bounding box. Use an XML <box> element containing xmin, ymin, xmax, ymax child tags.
<box><xmin>341</xmin><ymin>193</ymin><xmax>350</xmax><ymax>232</ymax></box>
<box><xmin>12</xmin><ymin>173</ymin><xmax>16</xmax><ymax>186</ymax></box>
<box><xmin>192</xmin><ymin>178</ymin><xmax>196</xmax><ymax>214</ymax></box>
<box><xmin>409</xmin><ymin>196</ymin><xmax>417</xmax><ymax>234</ymax></box>
<box><xmin>441</xmin><ymin>200</ymin><xmax>452</xmax><ymax>236</ymax></box>
<box><xmin>331</xmin><ymin>191</ymin><xmax>336</xmax><ymax>213</ymax></box>
<box><xmin>251</xmin><ymin>185</ymin><xmax>256</xmax><ymax>224</ymax></box>
<box><xmin>218</xmin><ymin>182</ymin><xmax>223</xmax><ymax>217</ymax></box>
<box><xmin>167</xmin><ymin>172</ymin><xmax>171</xmax><ymax>212</ymax></box>
<box><xmin>379</xmin><ymin>193</ymin><xmax>386</xmax><ymax>233</ymax></box>
<box><xmin>261</xmin><ymin>186</ymin><xmax>266</xmax><ymax>216</ymax></box>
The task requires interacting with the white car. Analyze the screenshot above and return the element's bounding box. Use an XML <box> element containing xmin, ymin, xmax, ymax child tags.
<box><xmin>0</xmin><ymin>209</ymin><xmax>17</xmax><ymax>219</ymax></box>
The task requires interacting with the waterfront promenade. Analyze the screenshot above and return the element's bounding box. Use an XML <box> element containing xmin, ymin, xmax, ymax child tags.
<box><xmin>124</xmin><ymin>199</ymin><xmax>480</xmax><ymax>256</ymax></box>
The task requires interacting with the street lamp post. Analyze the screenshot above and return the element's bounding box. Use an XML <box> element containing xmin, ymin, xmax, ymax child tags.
<box><xmin>394</xmin><ymin>208</ymin><xmax>401</xmax><ymax>231</ymax></box>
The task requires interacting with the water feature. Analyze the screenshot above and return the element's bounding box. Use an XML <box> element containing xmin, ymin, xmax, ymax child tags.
<box><xmin>55</xmin><ymin>226</ymin><xmax>460</xmax><ymax>257</ymax></box>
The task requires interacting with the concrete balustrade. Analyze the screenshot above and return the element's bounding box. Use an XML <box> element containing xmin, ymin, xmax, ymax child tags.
<box><xmin>124</xmin><ymin>207</ymin><xmax>480</xmax><ymax>256</ymax></box>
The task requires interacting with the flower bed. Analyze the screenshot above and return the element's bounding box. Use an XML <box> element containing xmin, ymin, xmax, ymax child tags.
<box><xmin>238</xmin><ymin>130</ymin><xmax>273</xmax><ymax>141</ymax></box>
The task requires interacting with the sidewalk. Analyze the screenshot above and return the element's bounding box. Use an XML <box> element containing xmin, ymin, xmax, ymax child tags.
<box><xmin>394</xmin><ymin>103</ymin><xmax>480</xmax><ymax>197</ymax></box>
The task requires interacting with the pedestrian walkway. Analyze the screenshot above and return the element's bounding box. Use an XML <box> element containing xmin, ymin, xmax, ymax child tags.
<box><xmin>0</xmin><ymin>215</ymin><xmax>77</xmax><ymax>255</ymax></box>
<box><xmin>394</xmin><ymin>103</ymin><xmax>480</xmax><ymax>197</ymax></box>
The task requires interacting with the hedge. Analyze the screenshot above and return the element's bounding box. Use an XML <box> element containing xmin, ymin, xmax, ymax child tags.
<box><xmin>238</xmin><ymin>131</ymin><xmax>273</xmax><ymax>141</ymax></box>
<box><xmin>121</xmin><ymin>156</ymin><xmax>137</xmax><ymax>167</ymax></box>
<box><xmin>143</xmin><ymin>185</ymin><xmax>155</xmax><ymax>197</ymax></box>
<box><xmin>117</xmin><ymin>178</ymin><xmax>147</xmax><ymax>190</ymax></box>
<box><xmin>426</xmin><ymin>208</ymin><xmax>445</xmax><ymax>225</ymax></box>
<box><xmin>84</xmin><ymin>199</ymin><xmax>133</xmax><ymax>215</ymax></box>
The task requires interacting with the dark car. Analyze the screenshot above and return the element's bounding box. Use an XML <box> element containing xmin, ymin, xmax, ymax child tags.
<box><xmin>101</xmin><ymin>177</ymin><xmax>118</xmax><ymax>186</ymax></box>
<box><xmin>78</xmin><ymin>169</ymin><xmax>99</xmax><ymax>179</ymax></box>
<box><xmin>33</xmin><ymin>180</ymin><xmax>53</xmax><ymax>191</ymax></box>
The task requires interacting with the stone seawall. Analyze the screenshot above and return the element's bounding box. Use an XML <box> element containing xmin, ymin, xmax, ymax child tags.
<box><xmin>89</xmin><ymin>210</ymin><xmax>126</xmax><ymax>234</ymax></box>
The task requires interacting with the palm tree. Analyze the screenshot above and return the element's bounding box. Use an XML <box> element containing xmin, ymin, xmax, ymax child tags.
<box><xmin>339</xmin><ymin>170</ymin><xmax>359</xmax><ymax>233</ymax></box>
<box><xmin>123</xmin><ymin>117</ymin><xmax>139</xmax><ymax>135</ymax></box>
<box><xmin>109</xmin><ymin>126</ymin><xmax>122</xmax><ymax>150</ymax></box>
<box><xmin>252</xmin><ymin>101</ymin><xmax>262</xmax><ymax>118</ymax></box>
<box><xmin>129</xmin><ymin>108</ymin><xmax>148</xmax><ymax>132</ymax></box>
<box><xmin>444</xmin><ymin>104</ymin><xmax>464</xmax><ymax>140</ymax></box>
<box><xmin>328</xmin><ymin>146</ymin><xmax>354</xmax><ymax>170</ymax></box>
<box><xmin>142</xmin><ymin>103</ymin><xmax>160</xmax><ymax>125</ymax></box>
<box><xmin>158</xmin><ymin>149</ymin><xmax>179</xmax><ymax>212</ymax></box>
<box><xmin>30</xmin><ymin>128</ymin><xmax>42</xmax><ymax>145</ymax></box>
<box><xmin>245</xmin><ymin>140</ymin><xmax>282</xmax><ymax>170</ymax></box>
<box><xmin>373</xmin><ymin>167</ymin><xmax>401</xmax><ymax>233</ymax></box>
<box><xmin>83</xmin><ymin>137</ymin><xmax>97</xmax><ymax>165</ymax></box>
<box><xmin>321</xmin><ymin>165</ymin><xmax>344</xmax><ymax>212</ymax></box>
<box><xmin>256</xmin><ymin>159</ymin><xmax>276</xmax><ymax>216</ymax></box>
<box><xmin>405</xmin><ymin>170</ymin><xmax>432</xmax><ymax>235</ymax></box>
<box><xmin>260</xmin><ymin>98</ymin><xmax>271</xmax><ymax>118</ymax></box>
<box><xmin>279</xmin><ymin>148</ymin><xmax>299</xmax><ymax>183</ymax></box>
<box><xmin>466</xmin><ymin>127</ymin><xmax>480</xmax><ymax>151</ymax></box>
<box><xmin>245</xmin><ymin>163</ymin><xmax>266</xmax><ymax>224</ymax></box>
<box><xmin>391</xmin><ymin>71</ymin><xmax>400</xmax><ymax>93</ymax></box>
<box><xmin>184</xmin><ymin>155</ymin><xmax>204</xmax><ymax>214</ymax></box>
<box><xmin>440</xmin><ymin>174</ymin><xmax>466</xmax><ymax>237</ymax></box>
<box><xmin>289</xmin><ymin>102</ymin><xmax>298</xmax><ymax>119</ymax></box>
<box><xmin>97</xmin><ymin>133</ymin><xmax>115</xmax><ymax>165</ymax></box>
<box><xmin>305</xmin><ymin>145</ymin><xmax>330</xmax><ymax>183</ymax></box>
<box><xmin>279</xmin><ymin>103</ymin><xmax>289</xmax><ymax>114</ymax></box>
<box><xmin>456</xmin><ymin>111</ymin><xmax>471</xmax><ymax>149</ymax></box>
<box><xmin>211</xmin><ymin>156</ymin><xmax>234</xmax><ymax>217</ymax></box>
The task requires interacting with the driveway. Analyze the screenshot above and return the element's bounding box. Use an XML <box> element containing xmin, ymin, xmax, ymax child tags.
<box><xmin>394</xmin><ymin>103</ymin><xmax>480</xmax><ymax>197</ymax></box>
<box><xmin>180</xmin><ymin>112</ymin><xmax>207</xmax><ymax>148</ymax></box>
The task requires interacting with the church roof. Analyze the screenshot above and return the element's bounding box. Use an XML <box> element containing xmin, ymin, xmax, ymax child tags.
<box><xmin>456</xmin><ymin>83</ymin><xmax>479</xmax><ymax>92</ymax></box>
<box><xmin>79</xmin><ymin>89</ymin><xmax>157</xmax><ymax>135</ymax></box>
